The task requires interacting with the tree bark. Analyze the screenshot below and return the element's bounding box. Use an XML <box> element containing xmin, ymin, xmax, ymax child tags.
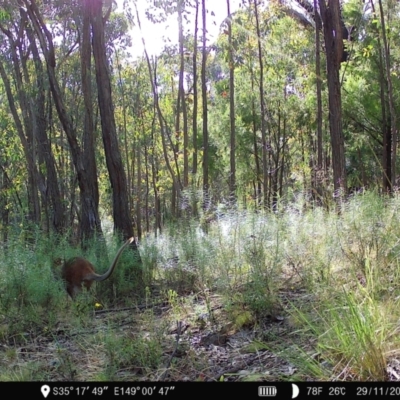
<box><xmin>25</xmin><ymin>17</ymin><xmax>65</xmax><ymax>233</ymax></box>
<box><xmin>201</xmin><ymin>0</ymin><xmax>209</xmax><ymax>207</ymax></box>
<box><xmin>378</xmin><ymin>0</ymin><xmax>396</xmax><ymax>190</ymax></box>
<box><xmin>0</xmin><ymin>19</ymin><xmax>42</xmax><ymax>225</ymax></box>
<box><xmin>0</xmin><ymin>57</ymin><xmax>41</xmax><ymax>226</ymax></box>
<box><xmin>227</xmin><ymin>0</ymin><xmax>236</xmax><ymax>202</ymax></box>
<box><xmin>318</xmin><ymin>0</ymin><xmax>346</xmax><ymax>194</ymax></box>
<box><xmin>253</xmin><ymin>0</ymin><xmax>268</xmax><ymax>208</ymax></box>
<box><xmin>369</xmin><ymin>0</ymin><xmax>391</xmax><ymax>192</ymax></box>
<box><xmin>314</xmin><ymin>0</ymin><xmax>323</xmax><ymax>171</ymax></box>
<box><xmin>24</xmin><ymin>0</ymin><xmax>102</xmax><ymax>242</ymax></box>
<box><xmin>178</xmin><ymin>0</ymin><xmax>189</xmax><ymax>188</ymax></box>
<box><xmin>192</xmin><ymin>0</ymin><xmax>199</xmax><ymax>178</ymax></box>
<box><xmin>80</xmin><ymin>0</ymin><xmax>102</xmax><ymax>240</ymax></box>
<box><xmin>89</xmin><ymin>0</ymin><xmax>134</xmax><ymax>240</ymax></box>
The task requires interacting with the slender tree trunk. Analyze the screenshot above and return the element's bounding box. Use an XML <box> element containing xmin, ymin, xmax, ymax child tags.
<box><xmin>0</xmin><ymin>162</ymin><xmax>10</xmax><ymax>245</ymax></box>
<box><xmin>151</xmin><ymin>121</ymin><xmax>162</xmax><ymax>235</ymax></box>
<box><xmin>80</xmin><ymin>1</ymin><xmax>102</xmax><ymax>240</ymax></box>
<box><xmin>192</xmin><ymin>0</ymin><xmax>199</xmax><ymax>178</ymax></box>
<box><xmin>272</xmin><ymin>120</ymin><xmax>280</xmax><ymax>211</ymax></box>
<box><xmin>253</xmin><ymin>0</ymin><xmax>268</xmax><ymax>208</ymax></box>
<box><xmin>0</xmin><ymin>58</ymin><xmax>40</xmax><ymax>226</ymax></box>
<box><xmin>378</xmin><ymin>0</ymin><xmax>396</xmax><ymax>190</ymax></box>
<box><xmin>144</xmin><ymin>144</ymin><xmax>150</xmax><ymax>233</ymax></box>
<box><xmin>313</xmin><ymin>0</ymin><xmax>324</xmax><ymax>203</ymax></box>
<box><xmin>314</xmin><ymin>0</ymin><xmax>323</xmax><ymax>171</ymax></box>
<box><xmin>135</xmin><ymin>4</ymin><xmax>181</xmax><ymax>217</ymax></box>
<box><xmin>369</xmin><ymin>0</ymin><xmax>391</xmax><ymax>192</ymax></box>
<box><xmin>25</xmin><ymin>0</ymin><xmax>103</xmax><ymax>242</ymax></box>
<box><xmin>227</xmin><ymin>0</ymin><xmax>236</xmax><ymax>202</ymax></box>
<box><xmin>201</xmin><ymin>0</ymin><xmax>209</xmax><ymax>207</ymax></box>
<box><xmin>136</xmin><ymin>144</ymin><xmax>142</xmax><ymax>240</ymax></box>
<box><xmin>279</xmin><ymin>112</ymin><xmax>287</xmax><ymax>199</ymax></box>
<box><xmin>318</xmin><ymin>0</ymin><xmax>347</xmax><ymax>194</ymax></box>
<box><xmin>115</xmin><ymin>49</ymin><xmax>132</xmax><ymax>210</ymax></box>
<box><xmin>250</xmin><ymin>62</ymin><xmax>261</xmax><ymax>206</ymax></box>
<box><xmin>357</xmin><ymin>148</ymin><xmax>367</xmax><ymax>187</ymax></box>
<box><xmin>0</xmin><ymin>20</ymin><xmax>42</xmax><ymax>225</ymax></box>
<box><xmin>31</xmin><ymin>39</ymin><xmax>65</xmax><ymax>233</ymax></box>
<box><xmin>178</xmin><ymin>0</ymin><xmax>189</xmax><ymax>188</ymax></box>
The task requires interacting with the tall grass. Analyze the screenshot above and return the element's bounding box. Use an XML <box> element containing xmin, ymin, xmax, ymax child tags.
<box><xmin>139</xmin><ymin>191</ymin><xmax>400</xmax><ymax>380</ymax></box>
<box><xmin>1</xmin><ymin>191</ymin><xmax>400</xmax><ymax>380</ymax></box>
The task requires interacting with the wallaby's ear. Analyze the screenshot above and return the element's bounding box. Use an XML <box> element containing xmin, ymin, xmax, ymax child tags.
<box><xmin>53</xmin><ymin>257</ymin><xmax>63</xmax><ymax>267</ymax></box>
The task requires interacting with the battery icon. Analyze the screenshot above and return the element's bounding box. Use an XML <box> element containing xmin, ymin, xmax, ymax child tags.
<box><xmin>258</xmin><ymin>386</ymin><xmax>277</xmax><ymax>397</ymax></box>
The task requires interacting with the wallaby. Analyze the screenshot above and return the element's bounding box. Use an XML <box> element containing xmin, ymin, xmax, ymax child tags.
<box><xmin>61</xmin><ymin>237</ymin><xmax>134</xmax><ymax>299</ymax></box>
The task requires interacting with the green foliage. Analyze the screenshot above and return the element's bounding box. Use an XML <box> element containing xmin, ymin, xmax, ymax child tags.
<box><xmin>288</xmin><ymin>291</ymin><xmax>391</xmax><ymax>381</ymax></box>
<box><xmin>2</xmin><ymin>0</ymin><xmax>400</xmax><ymax>382</ymax></box>
<box><xmin>101</xmin><ymin>330</ymin><xmax>163</xmax><ymax>379</ymax></box>
<box><xmin>1</xmin><ymin>192</ymin><xmax>400</xmax><ymax>380</ymax></box>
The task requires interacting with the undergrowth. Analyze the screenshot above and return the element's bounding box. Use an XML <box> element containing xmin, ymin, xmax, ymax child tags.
<box><xmin>1</xmin><ymin>191</ymin><xmax>400</xmax><ymax>380</ymax></box>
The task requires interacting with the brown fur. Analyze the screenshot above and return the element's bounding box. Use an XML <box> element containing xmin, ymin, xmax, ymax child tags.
<box><xmin>61</xmin><ymin>237</ymin><xmax>134</xmax><ymax>299</ymax></box>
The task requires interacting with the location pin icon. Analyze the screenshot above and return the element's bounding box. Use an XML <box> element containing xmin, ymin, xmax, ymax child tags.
<box><xmin>41</xmin><ymin>385</ymin><xmax>50</xmax><ymax>399</ymax></box>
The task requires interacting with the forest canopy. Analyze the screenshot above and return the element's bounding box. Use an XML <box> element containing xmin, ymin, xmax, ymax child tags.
<box><xmin>0</xmin><ymin>0</ymin><xmax>397</xmax><ymax>240</ymax></box>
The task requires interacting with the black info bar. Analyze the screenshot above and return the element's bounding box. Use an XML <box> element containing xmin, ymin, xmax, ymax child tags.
<box><xmin>2</xmin><ymin>382</ymin><xmax>399</xmax><ymax>399</ymax></box>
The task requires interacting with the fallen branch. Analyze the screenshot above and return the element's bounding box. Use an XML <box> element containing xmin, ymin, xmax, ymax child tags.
<box><xmin>159</xmin><ymin>321</ymin><xmax>183</xmax><ymax>381</ymax></box>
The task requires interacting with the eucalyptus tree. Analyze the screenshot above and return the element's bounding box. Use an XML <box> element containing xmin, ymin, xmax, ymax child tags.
<box><xmin>212</xmin><ymin>4</ymin><xmax>317</xmax><ymax>207</ymax></box>
<box><xmin>138</xmin><ymin>0</ymin><xmax>199</xmax><ymax>216</ymax></box>
<box><xmin>14</xmin><ymin>0</ymin><xmax>139</xmax><ymax>246</ymax></box>
<box><xmin>135</xmin><ymin>3</ymin><xmax>182</xmax><ymax>221</ymax></box>
<box><xmin>252</xmin><ymin>0</ymin><xmax>269</xmax><ymax>208</ymax></box>
<box><xmin>328</xmin><ymin>0</ymin><xmax>400</xmax><ymax>191</ymax></box>
<box><xmin>313</xmin><ymin>0</ymin><xmax>323</xmax><ymax>181</ymax></box>
<box><xmin>88</xmin><ymin>0</ymin><xmax>135</xmax><ymax>241</ymax></box>
<box><xmin>364</xmin><ymin>0</ymin><xmax>398</xmax><ymax>191</ymax></box>
<box><xmin>192</xmin><ymin>0</ymin><xmax>199</xmax><ymax>181</ymax></box>
<box><xmin>0</xmin><ymin>110</ymin><xmax>23</xmax><ymax>242</ymax></box>
<box><xmin>201</xmin><ymin>0</ymin><xmax>209</xmax><ymax>206</ymax></box>
<box><xmin>114</xmin><ymin>58</ymin><xmax>158</xmax><ymax>236</ymax></box>
<box><xmin>226</xmin><ymin>0</ymin><xmax>236</xmax><ymax>202</ymax></box>
<box><xmin>18</xmin><ymin>0</ymin><xmax>104</xmax><ymax>242</ymax></box>
<box><xmin>319</xmin><ymin>0</ymin><xmax>347</xmax><ymax>194</ymax></box>
<box><xmin>0</xmin><ymin>1</ymin><xmax>65</xmax><ymax>233</ymax></box>
<box><xmin>79</xmin><ymin>0</ymin><xmax>101</xmax><ymax>240</ymax></box>
<box><xmin>177</xmin><ymin>0</ymin><xmax>189</xmax><ymax>189</ymax></box>
<box><xmin>280</xmin><ymin>0</ymin><xmax>348</xmax><ymax>195</ymax></box>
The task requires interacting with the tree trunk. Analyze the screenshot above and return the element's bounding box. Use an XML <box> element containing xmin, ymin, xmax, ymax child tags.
<box><xmin>192</xmin><ymin>0</ymin><xmax>199</xmax><ymax>178</ymax></box>
<box><xmin>368</xmin><ymin>0</ymin><xmax>391</xmax><ymax>192</ymax></box>
<box><xmin>0</xmin><ymin>19</ymin><xmax>42</xmax><ymax>226</ymax></box>
<box><xmin>318</xmin><ymin>0</ymin><xmax>347</xmax><ymax>194</ymax></box>
<box><xmin>227</xmin><ymin>0</ymin><xmax>236</xmax><ymax>202</ymax></box>
<box><xmin>314</xmin><ymin>0</ymin><xmax>323</xmax><ymax>171</ymax></box>
<box><xmin>25</xmin><ymin>0</ymin><xmax>102</xmax><ymax>242</ymax></box>
<box><xmin>253</xmin><ymin>0</ymin><xmax>268</xmax><ymax>208</ymax></box>
<box><xmin>144</xmin><ymin>144</ymin><xmax>150</xmax><ymax>233</ymax></box>
<box><xmin>151</xmin><ymin>122</ymin><xmax>162</xmax><ymax>235</ymax></box>
<box><xmin>201</xmin><ymin>0</ymin><xmax>209</xmax><ymax>207</ymax></box>
<box><xmin>378</xmin><ymin>0</ymin><xmax>396</xmax><ymax>190</ymax></box>
<box><xmin>0</xmin><ymin>163</ymin><xmax>10</xmax><ymax>245</ymax></box>
<box><xmin>178</xmin><ymin>0</ymin><xmax>189</xmax><ymax>188</ymax></box>
<box><xmin>89</xmin><ymin>0</ymin><xmax>134</xmax><ymax>240</ymax></box>
<box><xmin>115</xmin><ymin>49</ymin><xmax>133</xmax><ymax>211</ymax></box>
<box><xmin>80</xmin><ymin>1</ymin><xmax>102</xmax><ymax>240</ymax></box>
<box><xmin>136</xmin><ymin>143</ymin><xmax>142</xmax><ymax>240</ymax></box>
<box><xmin>0</xmin><ymin>58</ymin><xmax>41</xmax><ymax>226</ymax></box>
<box><xmin>250</xmin><ymin>55</ymin><xmax>261</xmax><ymax>207</ymax></box>
<box><xmin>134</xmin><ymin>3</ymin><xmax>181</xmax><ymax>220</ymax></box>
